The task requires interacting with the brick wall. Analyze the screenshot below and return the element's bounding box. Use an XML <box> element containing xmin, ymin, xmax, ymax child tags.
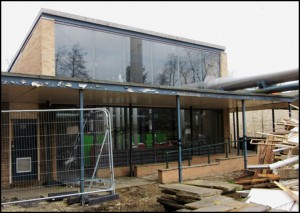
<box><xmin>220</xmin><ymin>52</ymin><xmax>228</xmax><ymax>77</ymax></box>
<box><xmin>10</xmin><ymin>18</ymin><xmax>55</xmax><ymax>76</ymax></box>
<box><xmin>41</xmin><ymin>18</ymin><xmax>55</xmax><ymax>76</ymax></box>
<box><xmin>158</xmin><ymin>154</ymin><xmax>258</xmax><ymax>184</ymax></box>
<box><xmin>230</xmin><ymin>109</ymin><xmax>299</xmax><ymax>138</ymax></box>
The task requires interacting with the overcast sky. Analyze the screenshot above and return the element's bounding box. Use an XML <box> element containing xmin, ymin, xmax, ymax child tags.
<box><xmin>1</xmin><ymin>1</ymin><xmax>299</xmax><ymax>76</ymax></box>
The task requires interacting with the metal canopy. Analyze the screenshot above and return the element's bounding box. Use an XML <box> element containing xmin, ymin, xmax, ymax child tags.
<box><xmin>1</xmin><ymin>73</ymin><xmax>297</xmax><ymax>111</ymax></box>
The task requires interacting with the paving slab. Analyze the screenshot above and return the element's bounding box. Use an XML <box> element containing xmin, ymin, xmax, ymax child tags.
<box><xmin>185</xmin><ymin>195</ymin><xmax>234</xmax><ymax>209</ymax></box>
<box><xmin>159</xmin><ymin>183</ymin><xmax>222</xmax><ymax>199</ymax></box>
<box><xmin>183</xmin><ymin>180</ymin><xmax>243</xmax><ymax>193</ymax></box>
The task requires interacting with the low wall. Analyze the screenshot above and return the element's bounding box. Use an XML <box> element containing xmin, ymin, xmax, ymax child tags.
<box><xmin>158</xmin><ymin>154</ymin><xmax>258</xmax><ymax>184</ymax></box>
<box><xmin>97</xmin><ymin>165</ymin><xmax>129</xmax><ymax>178</ymax></box>
<box><xmin>134</xmin><ymin>153</ymin><xmax>229</xmax><ymax>177</ymax></box>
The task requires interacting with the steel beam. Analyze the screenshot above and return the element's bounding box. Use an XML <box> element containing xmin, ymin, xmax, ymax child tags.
<box><xmin>176</xmin><ymin>95</ymin><xmax>182</xmax><ymax>183</ymax></box>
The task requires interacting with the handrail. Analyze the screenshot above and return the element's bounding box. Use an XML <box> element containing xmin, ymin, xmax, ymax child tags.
<box><xmin>165</xmin><ymin>140</ymin><xmax>230</xmax><ymax>169</ymax></box>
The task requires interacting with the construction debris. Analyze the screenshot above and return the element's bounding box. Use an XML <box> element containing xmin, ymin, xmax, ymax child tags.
<box><xmin>245</xmin><ymin>188</ymin><xmax>298</xmax><ymax>211</ymax></box>
<box><xmin>236</xmin><ymin>104</ymin><xmax>299</xmax><ymax>211</ymax></box>
<box><xmin>156</xmin><ymin>104</ymin><xmax>299</xmax><ymax>211</ymax></box>
<box><xmin>157</xmin><ymin>181</ymin><xmax>269</xmax><ymax>212</ymax></box>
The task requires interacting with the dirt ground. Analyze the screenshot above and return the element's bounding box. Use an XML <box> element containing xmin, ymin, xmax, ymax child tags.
<box><xmin>1</xmin><ymin>170</ymin><xmax>245</xmax><ymax>212</ymax></box>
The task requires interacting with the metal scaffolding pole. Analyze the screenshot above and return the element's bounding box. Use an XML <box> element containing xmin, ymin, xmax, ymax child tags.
<box><xmin>129</xmin><ymin>104</ymin><xmax>133</xmax><ymax>177</ymax></box>
<box><xmin>272</xmin><ymin>108</ymin><xmax>275</xmax><ymax>132</ymax></box>
<box><xmin>233</xmin><ymin>111</ymin><xmax>237</xmax><ymax>149</ymax></box>
<box><xmin>236</xmin><ymin>106</ymin><xmax>240</xmax><ymax>155</ymax></box>
<box><xmin>176</xmin><ymin>95</ymin><xmax>182</xmax><ymax>183</ymax></box>
<box><xmin>79</xmin><ymin>89</ymin><xmax>85</xmax><ymax>204</ymax></box>
<box><xmin>242</xmin><ymin>100</ymin><xmax>248</xmax><ymax>169</ymax></box>
<box><xmin>288</xmin><ymin>102</ymin><xmax>292</xmax><ymax>118</ymax></box>
<box><xmin>190</xmin><ymin>106</ymin><xmax>193</xmax><ymax>155</ymax></box>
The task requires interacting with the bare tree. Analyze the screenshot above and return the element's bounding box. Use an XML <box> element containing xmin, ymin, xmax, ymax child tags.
<box><xmin>56</xmin><ymin>43</ymin><xmax>90</xmax><ymax>80</ymax></box>
<box><xmin>157</xmin><ymin>53</ymin><xmax>178</xmax><ymax>86</ymax></box>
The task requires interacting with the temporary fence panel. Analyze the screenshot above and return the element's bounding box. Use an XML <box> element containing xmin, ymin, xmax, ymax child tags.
<box><xmin>1</xmin><ymin>108</ymin><xmax>115</xmax><ymax>205</ymax></box>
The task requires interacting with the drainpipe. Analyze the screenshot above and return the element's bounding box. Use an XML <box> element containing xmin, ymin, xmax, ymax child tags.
<box><xmin>79</xmin><ymin>89</ymin><xmax>85</xmax><ymax>204</ymax></box>
<box><xmin>176</xmin><ymin>95</ymin><xmax>182</xmax><ymax>183</ymax></box>
<box><xmin>242</xmin><ymin>100</ymin><xmax>247</xmax><ymax>170</ymax></box>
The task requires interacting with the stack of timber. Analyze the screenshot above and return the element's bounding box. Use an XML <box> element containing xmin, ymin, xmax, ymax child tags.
<box><xmin>157</xmin><ymin>180</ymin><xmax>270</xmax><ymax>212</ymax></box>
<box><xmin>234</xmin><ymin>104</ymin><xmax>299</xmax><ymax>211</ymax></box>
<box><xmin>247</xmin><ymin>104</ymin><xmax>298</xmax><ymax>180</ymax></box>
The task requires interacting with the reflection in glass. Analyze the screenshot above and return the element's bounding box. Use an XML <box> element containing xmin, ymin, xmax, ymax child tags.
<box><xmin>94</xmin><ymin>32</ymin><xmax>129</xmax><ymax>82</ymax></box>
<box><xmin>55</xmin><ymin>23</ymin><xmax>220</xmax><ymax>86</ymax></box>
<box><xmin>56</xmin><ymin>43</ymin><xmax>90</xmax><ymax>79</ymax></box>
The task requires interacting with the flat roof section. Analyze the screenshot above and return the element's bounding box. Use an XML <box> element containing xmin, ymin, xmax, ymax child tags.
<box><xmin>40</xmin><ymin>8</ymin><xmax>226</xmax><ymax>51</ymax></box>
<box><xmin>7</xmin><ymin>8</ymin><xmax>225</xmax><ymax>72</ymax></box>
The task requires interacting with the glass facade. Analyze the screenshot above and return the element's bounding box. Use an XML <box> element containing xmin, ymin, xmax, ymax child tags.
<box><xmin>54</xmin><ymin>22</ymin><xmax>224</xmax><ymax>165</ymax></box>
<box><xmin>55</xmin><ymin>23</ymin><xmax>220</xmax><ymax>85</ymax></box>
<box><xmin>105</xmin><ymin>107</ymin><xmax>223</xmax><ymax>151</ymax></box>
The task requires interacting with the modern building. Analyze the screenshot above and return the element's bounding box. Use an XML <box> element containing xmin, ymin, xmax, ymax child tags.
<box><xmin>1</xmin><ymin>8</ymin><xmax>298</xmax><ymax>191</ymax></box>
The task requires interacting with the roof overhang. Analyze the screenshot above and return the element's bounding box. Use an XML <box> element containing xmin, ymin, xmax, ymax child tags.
<box><xmin>1</xmin><ymin>73</ymin><xmax>298</xmax><ymax>112</ymax></box>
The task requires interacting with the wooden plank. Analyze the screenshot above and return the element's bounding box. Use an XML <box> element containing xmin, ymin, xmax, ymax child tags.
<box><xmin>158</xmin><ymin>184</ymin><xmax>222</xmax><ymax>199</ymax></box>
<box><xmin>234</xmin><ymin>178</ymin><xmax>269</xmax><ymax>184</ymax></box>
<box><xmin>183</xmin><ymin>180</ymin><xmax>243</xmax><ymax>193</ymax></box>
<box><xmin>257</xmin><ymin>174</ymin><xmax>280</xmax><ymax>180</ymax></box>
<box><xmin>185</xmin><ymin>195</ymin><xmax>234</xmax><ymax>210</ymax></box>
<box><xmin>242</xmin><ymin>182</ymin><xmax>276</xmax><ymax>190</ymax></box>
<box><xmin>274</xmin><ymin>181</ymin><xmax>299</xmax><ymax>204</ymax></box>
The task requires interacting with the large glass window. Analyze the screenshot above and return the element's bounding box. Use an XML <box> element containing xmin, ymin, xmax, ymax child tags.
<box><xmin>152</xmin><ymin>43</ymin><xmax>179</xmax><ymax>86</ymax></box>
<box><xmin>94</xmin><ymin>32</ymin><xmax>129</xmax><ymax>82</ymax></box>
<box><xmin>55</xmin><ymin>23</ymin><xmax>220</xmax><ymax>86</ymax></box>
<box><xmin>55</xmin><ymin>24</ymin><xmax>93</xmax><ymax>79</ymax></box>
<box><xmin>191</xmin><ymin>110</ymin><xmax>223</xmax><ymax>144</ymax></box>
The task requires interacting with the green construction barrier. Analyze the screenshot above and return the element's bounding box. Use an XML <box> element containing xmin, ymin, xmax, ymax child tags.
<box><xmin>156</xmin><ymin>133</ymin><xmax>166</xmax><ymax>142</ymax></box>
<box><xmin>146</xmin><ymin>134</ymin><xmax>153</xmax><ymax>147</ymax></box>
<box><xmin>84</xmin><ymin>134</ymin><xmax>105</xmax><ymax>167</ymax></box>
<box><xmin>84</xmin><ymin>135</ymin><xmax>93</xmax><ymax>166</ymax></box>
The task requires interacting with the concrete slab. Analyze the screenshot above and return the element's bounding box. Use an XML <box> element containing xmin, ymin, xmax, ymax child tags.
<box><xmin>158</xmin><ymin>183</ymin><xmax>222</xmax><ymax>199</ymax></box>
<box><xmin>183</xmin><ymin>180</ymin><xmax>243</xmax><ymax>193</ymax></box>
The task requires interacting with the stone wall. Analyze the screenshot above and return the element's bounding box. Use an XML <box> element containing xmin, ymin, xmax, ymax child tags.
<box><xmin>229</xmin><ymin>109</ymin><xmax>299</xmax><ymax>139</ymax></box>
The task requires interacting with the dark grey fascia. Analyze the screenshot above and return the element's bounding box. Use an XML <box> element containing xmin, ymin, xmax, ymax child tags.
<box><xmin>1</xmin><ymin>73</ymin><xmax>295</xmax><ymax>103</ymax></box>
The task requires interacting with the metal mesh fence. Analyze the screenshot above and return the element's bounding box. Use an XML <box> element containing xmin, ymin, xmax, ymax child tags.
<box><xmin>1</xmin><ymin>108</ymin><xmax>115</xmax><ymax>205</ymax></box>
